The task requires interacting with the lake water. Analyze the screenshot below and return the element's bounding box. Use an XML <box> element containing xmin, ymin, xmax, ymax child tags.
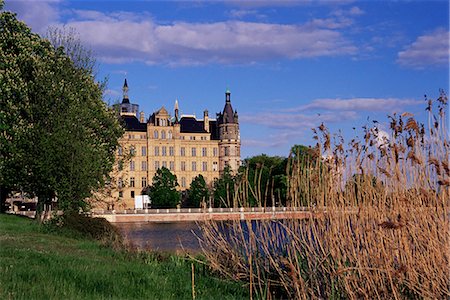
<box><xmin>115</xmin><ymin>222</ymin><xmax>203</xmax><ymax>253</ymax></box>
<box><xmin>115</xmin><ymin>220</ymin><xmax>294</xmax><ymax>254</ymax></box>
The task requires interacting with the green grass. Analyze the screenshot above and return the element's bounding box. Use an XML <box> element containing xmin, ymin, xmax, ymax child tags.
<box><xmin>0</xmin><ymin>214</ymin><xmax>248</xmax><ymax>299</ymax></box>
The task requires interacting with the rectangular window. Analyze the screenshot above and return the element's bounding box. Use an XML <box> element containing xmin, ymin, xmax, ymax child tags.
<box><xmin>169</xmin><ymin>146</ymin><xmax>174</xmax><ymax>156</ymax></box>
<box><xmin>191</xmin><ymin>147</ymin><xmax>196</xmax><ymax>157</ymax></box>
<box><xmin>141</xmin><ymin>177</ymin><xmax>147</xmax><ymax>188</ymax></box>
<box><xmin>130</xmin><ymin>146</ymin><xmax>136</xmax><ymax>156</ymax></box>
<box><xmin>181</xmin><ymin>161</ymin><xmax>186</xmax><ymax>171</ymax></box>
<box><xmin>130</xmin><ymin>160</ymin><xmax>135</xmax><ymax>171</ymax></box>
<box><xmin>213</xmin><ymin>161</ymin><xmax>218</xmax><ymax>171</ymax></box>
<box><xmin>224</xmin><ymin>147</ymin><xmax>229</xmax><ymax>156</ymax></box>
<box><xmin>169</xmin><ymin>161</ymin><xmax>174</xmax><ymax>171</ymax></box>
<box><xmin>118</xmin><ymin>178</ymin><xmax>123</xmax><ymax>189</ymax></box>
<box><xmin>154</xmin><ymin>161</ymin><xmax>160</xmax><ymax>170</ymax></box>
<box><xmin>180</xmin><ymin>147</ymin><xmax>185</xmax><ymax>156</ymax></box>
<box><xmin>154</xmin><ymin>146</ymin><xmax>159</xmax><ymax>156</ymax></box>
<box><xmin>181</xmin><ymin>177</ymin><xmax>186</xmax><ymax>188</ymax></box>
<box><xmin>141</xmin><ymin>146</ymin><xmax>147</xmax><ymax>156</ymax></box>
<box><xmin>162</xmin><ymin>161</ymin><xmax>167</xmax><ymax>168</ymax></box>
<box><xmin>162</xmin><ymin>146</ymin><xmax>167</xmax><ymax>156</ymax></box>
<box><xmin>119</xmin><ymin>191</ymin><xmax>123</xmax><ymax>198</ymax></box>
<box><xmin>202</xmin><ymin>162</ymin><xmax>207</xmax><ymax>171</ymax></box>
<box><xmin>141</xmin><ymin>161</ymin><xmax>147</xmax><ymax>171</ymax></box>
<box><xmin>192</xmin><ymin>161</ymin><xmax>197</xmax><ymax>172</ymax></box>
<box><xmin>202</xmin><ymin>147</ymin><xmax>207</xmax><ymax>157</ymax></box>
<box><xmin>118</xmin><ymin>146</ymin><xmax>123</xmax><ymax>156</ymax></box>
<box><xmin>213</xmin><ymin>148</ymin><xmax>218</xmax><ymax>157</ymax></box>
<box><xmin>130</xmin><ymin>177</ymin><xmax>135</xmax><ymax>187</ymax></box>
<box><xmin>131</xmin><ymin>191</ymin><xmax>135</xmax><ymax>198</ymax></box>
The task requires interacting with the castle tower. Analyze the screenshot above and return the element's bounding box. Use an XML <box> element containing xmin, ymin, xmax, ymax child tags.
<box><xmin>217</xmin><ymin>88</ymin><xmax>240</xmax><ymax>174</ymax></box>
<box><xmin>114</xmin><ymin>78</ymin><xmax>139</xmax><ymax>117</ymax></box>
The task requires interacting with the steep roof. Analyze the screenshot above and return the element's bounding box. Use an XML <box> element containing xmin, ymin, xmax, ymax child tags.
<box><xmin>222</xmin><ymin>101</ymin><xmax>235</xmax><ymax>123</ymax></box>
<box><xmin>120</xmin><ymin>115</ymin><xmax>147</xmax><ymax>132</ymax></box>
<box><xmin>179</xmin><ymin>117</ymin><xmax>219</xmax><ymax>140</ymax></box>
<box><xmin>180</xmin><ymin>117</ymin><xmax>206</xmax><ymax>133</ymax></box>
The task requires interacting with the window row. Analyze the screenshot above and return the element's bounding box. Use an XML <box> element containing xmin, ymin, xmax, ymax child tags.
<box><xmin>119</xmin><ymin>146</ymin><xmax>219</xmax><ymax>158</ymax></box>
<box><xmin>154</xmin><ymin>147</ymin><xmax>218</xmax><ymax>157</ymax></box>
<box><xmin>118</xmin><ymin>177</ymin><xmax>147</xmax><ymax>189</ymax></box>
<box><xmin>123</xmin><ymin>160</ymin><xmax>219</xmax><ymax>172</ymax></box>
<box><xmin>153</xmin><ymin>130</ymin><xmax>173</xmax><ymax>139</ymax></box>
<box><xmin>117</xmin><ymin>146</ymin><xmax>147</xmax><ymax>157</ymax></box>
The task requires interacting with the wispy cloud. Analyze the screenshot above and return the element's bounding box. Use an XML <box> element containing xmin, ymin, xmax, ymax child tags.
<box><xmin>241</xmin><ymin>110</ymin><xmax>358</xmax><ymax>131</ymax></box>
<box><xmin>397</xmin><ymin>28</ymin><xmax>449</xmax><ymax>69</ymax></box>
<box><xmin>287</xmin><ymin>97</ymin><xmax>422</xmax><ymax>112</ymax></box>
<box><xmin>240</xmin><ymin>96</ymin><xmax>422</xmax><ymax>149</ymax></box>
<box><xmin>228</xmin><ymin>9</ymin><xmax>266</xmax><ymax>20</ymax></box>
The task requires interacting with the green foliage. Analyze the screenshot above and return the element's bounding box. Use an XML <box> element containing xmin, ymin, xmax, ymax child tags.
<box><xmin>213</xmin><ymin>166</ymin><xmax>236</xmax><ymax>207</ymax></box>
<box><xmin>45</xmin><ymin>212</ymin><xmax>123</xmax><ymax>247</ymax></box>
<box><xmin>0</xmin><ymin>214</ymin><xmax>248</xmax><ymax>299</ymax></box>
<box><xmin>240</xmin><ymin>154</ymin><xmax>287</xmax><ymax>206</ymax></box>
<box><xmin>0</xmin><ymin>11</ymin><xmax>123</xmax><ymax>213</ymax></box>
<box><xmin>148</xmin><ymin>167</ymin><xmax>180</xmax><ymax>208</ymax></box>
<box><xmin>186</xmin><ymin>175</ymin><xmax>209</xmax><ymax>207</ymax></box>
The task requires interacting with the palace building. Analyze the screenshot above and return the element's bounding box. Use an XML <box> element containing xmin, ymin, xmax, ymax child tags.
<box><xmin>110</xmin><ymin>80</ymin><xmax>241</xmax><ymax>208</ymax></box>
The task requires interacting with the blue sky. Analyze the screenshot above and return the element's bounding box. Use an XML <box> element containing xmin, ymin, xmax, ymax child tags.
<box><xmin>4</xmin><ymin>0</ymin><xmax>449</xmax><ymax>159</ymax></box>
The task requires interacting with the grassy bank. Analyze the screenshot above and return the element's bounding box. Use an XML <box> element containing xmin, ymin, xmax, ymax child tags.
<box><xmin>0</xmin><ymin>214</ymin><xmax>247</xmax><ymax>299</ymax></box>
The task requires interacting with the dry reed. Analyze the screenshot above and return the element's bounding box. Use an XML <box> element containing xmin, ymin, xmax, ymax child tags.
<box><xmin>199</xmin><ymin>92</ymin><xmax>449</xmax><ymax>299</ymax></box>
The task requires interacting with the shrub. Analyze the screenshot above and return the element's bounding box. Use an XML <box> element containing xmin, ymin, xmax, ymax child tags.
<box><xmin>45</xmin><ymin>212</ymin><xmax>124</xmax><ymax>249</ymax></box>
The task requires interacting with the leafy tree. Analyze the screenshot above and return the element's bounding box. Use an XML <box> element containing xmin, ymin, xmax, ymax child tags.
<box><xmin>148</xmin><ymin>167</ymin><xmax>180</xmax><ymax>208</ymax></box>
<box><xmin>213</xmin><ymin>166</ymin><xmax>236</xmax><ymax>207</ymax></box>
<box><xmin>186</xmin><ymin>175</ymin><xmax>209</xmax><ymax>208</ymax></box>
<box><xmin>0</xmin><ymin>10</ymin><xmax>123</xmax><ymax>215</ymax></box>
<box><xmin>239</xmin><ymin>154</ymin><xmax>287</xmax><ymax>207</ymax></box>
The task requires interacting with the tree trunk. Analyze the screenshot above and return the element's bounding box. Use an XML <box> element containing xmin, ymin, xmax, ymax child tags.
<box><xmin>0</xmin><ymin>186</ymin><xmax>9</xmax><ymax>213</ymax></box>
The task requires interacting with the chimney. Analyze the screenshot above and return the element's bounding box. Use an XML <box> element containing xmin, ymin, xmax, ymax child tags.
<box><xmin>139</xmin><ymin>111</ymin><xmax>145</xmax><ymax>123</ymax></box>
<box><xmin>203</xmin><ymin>110</ymin><xmax>209</xmax><ymax>132</ymax></box>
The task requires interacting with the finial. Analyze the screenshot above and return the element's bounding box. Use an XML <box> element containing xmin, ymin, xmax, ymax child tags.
<box><xmin>174</xmin><ymin>99</ymin><xmax>179</xmax><ymax>110</ymax></box>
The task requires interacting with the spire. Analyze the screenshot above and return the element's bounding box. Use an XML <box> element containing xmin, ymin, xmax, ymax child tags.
<box><xmin>174</xmin><ymin>99</ymin><xmax>179</xmax><ymax>123</ymax></box>
<box><xmin>122</xmin><ymin>78</ymin><xmax>130</xmax><ymax>104</ymax></box>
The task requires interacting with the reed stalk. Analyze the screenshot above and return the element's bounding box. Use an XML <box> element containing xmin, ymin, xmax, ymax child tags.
<box><xmin>199</xmin><ymin>92</ymin><xmax>449</xmax><ymax>299</ymax></box>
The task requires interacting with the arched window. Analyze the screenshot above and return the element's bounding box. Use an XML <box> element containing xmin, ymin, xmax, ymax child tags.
<box><xmin>153</xmin><ymin>130</ymin><xmax>159</xmax><ymax>139</ymax></box>
<box><xmin>168</xmin><ymin>130</ymin><xmax>172</xmax><ymax>139</ymax></box>
<box><xmin>161</xmin><ymin>130</ymin><xmax>166</xmax><ymax>139</ymax></box>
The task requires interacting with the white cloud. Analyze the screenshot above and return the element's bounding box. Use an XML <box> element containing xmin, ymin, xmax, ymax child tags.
<box><xmin>397</xmin><ymin>28</ymin><xmax>449</xmax><ymax>68</ymax></box>
<box><xmin>4</xmin><ymin>0</ymin><xmax>61</xmax><ymax>33</ymax></box>
<box><xmin>289</xmin><ymin>97</ymin><xmax>422</xmax><ymax>112</ymax></box>
<box><xmin>55</xmin><ymin>10</ymin><xmax>357</xmax><ymax>66</ymax></box>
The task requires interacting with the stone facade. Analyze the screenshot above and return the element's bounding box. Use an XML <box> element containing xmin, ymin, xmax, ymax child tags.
<box><xmin>107</xmin><ymin>80</ymin><xmax>240</xmax><ymax>209</ymax></box>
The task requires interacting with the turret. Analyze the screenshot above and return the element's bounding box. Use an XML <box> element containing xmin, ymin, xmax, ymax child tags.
<box><xmin>217</xmin><ymin>88</ymin><xmax>240</xmax><ymax>174</ymax></box>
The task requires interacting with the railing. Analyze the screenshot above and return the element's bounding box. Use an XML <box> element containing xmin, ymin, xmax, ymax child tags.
<box><xmin>91</xmin><ymin>206</ymin><xmax>312</xmax><ymax>215</ymax></box>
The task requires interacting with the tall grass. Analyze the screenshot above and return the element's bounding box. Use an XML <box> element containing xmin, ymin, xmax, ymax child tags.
<box><xmin>199</xmin><ymin>92</ymin><xmax>449</xmax><ymax>299</ymax></box>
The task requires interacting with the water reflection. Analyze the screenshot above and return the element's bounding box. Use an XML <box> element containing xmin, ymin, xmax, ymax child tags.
<box><xmin>115</xmin><ymin>222</ymin><xmax>202</xmax><ymax>253</ymax></box>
